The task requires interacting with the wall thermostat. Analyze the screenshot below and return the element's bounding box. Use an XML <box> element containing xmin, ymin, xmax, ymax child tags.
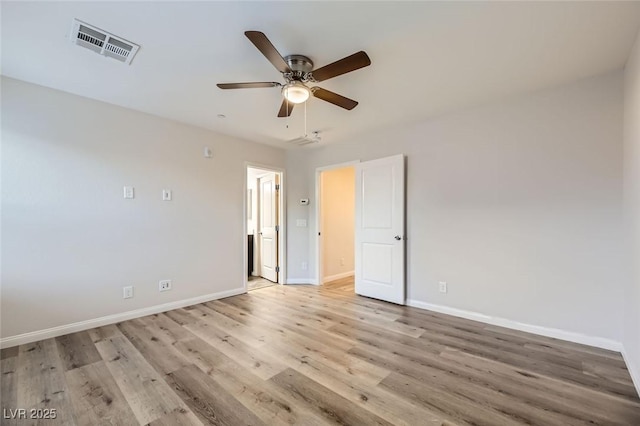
<box><xmin>299</xmin><ymin>198</ymin><xmax>309</xmax><ymax>205</ymax></box>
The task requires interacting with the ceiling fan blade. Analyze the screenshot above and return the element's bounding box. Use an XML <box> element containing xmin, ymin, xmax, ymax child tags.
<box><xmin>245</xmin><ymin>31</ymin><xmax>291</xmax><ymax>74</ymax></box>
<box><xmin>311</xmin><ymin>51</ymin><xmax>371</xmax><ymax>82</ymax></box>
<box><xmin>311</xmin><ymin>87</ymin><xmax>358</xmax><ymax>110</ymax></box>
<box><xmin>278</xmin><ymin>99</ymin><xmax>295</xmax><ymax>117</ymax></box>
<box><xmin>217</xmin><ymin>82</ymin><xmax>280</xmax><ymax>89</ymax></box>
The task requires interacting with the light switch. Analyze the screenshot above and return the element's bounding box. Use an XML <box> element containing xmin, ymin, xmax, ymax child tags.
<box><xmin>296</xmin><ymin>219</ymin><xmax>307</xmax><ymax>227</ymax></box>
<box><xmin>204</xmin><ymin>147</ymin><xmax>213</xmax><ymax>158</ymax></box>
<box><xmin>162</xmin><ymin>189</ymin><xmax>172</xmax><ymax>201</ymax></box>
<box><xmin>123</xmin><ymin>286</ymin><xmax>133</xmax><ymax>299</ymax></box>
<box><xmin>123</xmin><ymin>186</ymin><xmax>134</xmax><ymax>199</ymax></box>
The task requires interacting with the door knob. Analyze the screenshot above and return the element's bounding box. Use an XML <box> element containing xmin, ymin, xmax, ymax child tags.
<box><xmin>394</xmin><ymin>235</ymin><xmax>402</xmax><ymax>241</ymax></box>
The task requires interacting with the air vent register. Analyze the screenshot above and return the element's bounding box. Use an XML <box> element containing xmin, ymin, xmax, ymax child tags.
<box><xmin>70</xmin><ymin>19</ymin><xmax>139</xmax><ymax>65</ymax></box>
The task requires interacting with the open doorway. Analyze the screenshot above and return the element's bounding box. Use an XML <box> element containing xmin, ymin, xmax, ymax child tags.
<box><xmin>246</xmin><ymin>165</ymin><xmax>285</xmax><ymax>291</ymax></box>
<box><xmin>316</xmin><ymin>163</ymin><xmax>358</xmax><ymax>291</ymax></box>
<box><xmin>316</xmin><ymin>156</ymin><xmax>406</xmax><ymax>303</ymax></box>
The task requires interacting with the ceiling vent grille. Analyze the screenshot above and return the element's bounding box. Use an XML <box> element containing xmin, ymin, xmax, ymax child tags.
<box><xmin>286</xmin><ymin>132</ymin><xmax>321</xmax><ymax>147</ymax></box>
<box><xmin>70</xmin><ymin>19</ymin><xmax>139</xmax><ymax>65</ymax></box>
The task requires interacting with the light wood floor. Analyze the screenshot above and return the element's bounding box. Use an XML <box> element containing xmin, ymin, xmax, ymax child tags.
<box><xmin>247</xmin><ymin>276</ymin><xmax>276</xmax><ymax>291</ymax></box>
<box><xmin>2</xmin><ymin>277</ymin><xmax>639</xmax><ymax>425</ymax></box>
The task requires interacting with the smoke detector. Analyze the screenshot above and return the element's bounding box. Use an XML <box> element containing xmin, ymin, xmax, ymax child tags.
<box><xmin>70</xmin><ymin>19</ymin><xmax>140</xmax><ymax>65</ymax></box>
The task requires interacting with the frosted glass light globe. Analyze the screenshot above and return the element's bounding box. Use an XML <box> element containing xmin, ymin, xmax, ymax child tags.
<box><xmin>283</xmin><ymin>83</ymin><xmax>310</xmax><ymax>104</ymax></box>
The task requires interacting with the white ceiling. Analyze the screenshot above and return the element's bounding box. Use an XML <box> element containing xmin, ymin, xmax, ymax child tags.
<box><xmin>3</xmin><ymin>1</ymin><xmax>640</xmax><ymax>147</ymax></box>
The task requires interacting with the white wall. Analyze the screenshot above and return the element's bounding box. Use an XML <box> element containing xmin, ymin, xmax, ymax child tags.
<box><xmin>321</xmin><ymin>167</ymin><xmax>355</xmax><ymax>281</ymax></box>
<box><xmin>247</xmin><ymin>170</ymin><xmax>258</xmax><ymax>237</ymax></box>
<box><xmin>287</xmin><ymin>71</ymin><xmax>625</xmax><ymax>343</ymax></box>
<box><xmin>246</xmin><ymin>168</ymin><xmax>262</xmax><ymax>276</ymax></box>
<box><xmin>623</xmin><ymin>29</ymin><xmax>640</xmax><ymax>390</ymax></box>
<box><xmin>1</xmin><ymin>77</ymin><xmax>285</xmax><ymax>341</ymax></box>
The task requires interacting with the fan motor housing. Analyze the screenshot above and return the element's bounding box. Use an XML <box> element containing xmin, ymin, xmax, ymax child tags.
<box><xmin>285</xmin><ymin>55</ymin><xmax>313</xmax><ymax>72</ymax></box>
<box><xmin>285</xmin><ymin>55</ymin><xmax>313</xmax><ymax>81</ymax></box>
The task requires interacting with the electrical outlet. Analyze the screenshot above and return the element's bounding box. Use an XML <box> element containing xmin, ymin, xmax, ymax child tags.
<box><xmin>340</xmin><ymin>257</ymin><xmax>345</xmax><ymax>266</ymax></box>
<box><xmin>439</xmin><ymin>281</ymin><xmax>448</xmax><ymax>294</ymax></box>
<box><xmin>301</xmin><ymin>261</ymin><xmax>308</xmax><ymax>270</ymax></box>
<box><xmin>123</xmin><ymin>286</ymin><xmax>133</xmax><ymax>299</ymax></box>
<box><xmin>159</xmin><ymin>280</ymin><xmax>172</xmax><ymax>292</ymax></box>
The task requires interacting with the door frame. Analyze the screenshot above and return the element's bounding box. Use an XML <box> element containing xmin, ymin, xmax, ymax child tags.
<box><xmin>244</xmin><ymin>162</ymin><xmax>286</xmax><ymax>292</ymax></box>
<box><xmin>314</xmin><ymin>160</ymin><xmax>360</xmax><ymax>286</ymax></box>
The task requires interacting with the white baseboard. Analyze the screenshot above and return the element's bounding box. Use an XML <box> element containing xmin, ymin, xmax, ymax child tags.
<box><xmin>0</xmin><ymin>287</ymin><xmax>245</xmax><ymax>349</ymax></box>
<box><xmin>621</xmin><ymin>346</ymin><xmax>640</xmax><ymax>397</ymax></box>
<box><xmin>406</xmin><ymin>299</ymin><xmax>623</xmax><ymax>352</ymax></box>
<box><xmin>285</xmin><ymin>278</ymin><xmax>318</xmax><ymax>285</ymax></box>
<box><xmin>323</xmin><ymin>271</ymin><xmax>354</xmax><ymax>283</ymax></box>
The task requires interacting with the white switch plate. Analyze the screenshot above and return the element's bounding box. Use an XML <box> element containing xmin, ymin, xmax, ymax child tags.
<box><xmin>301</xmin><ymin>261</ymin><xmax>308</xmax><ymax>270</ymax></box>
<box><xmin>159</xmin><ymin>280</ymin><xmax>172</xmax><ymax>292</ymax></box>
<box><xmin>123</xmin><ymin>286</ymin><xmax>133</xmax><ymax>299</ymax></box>
<box><xmin>123</xmin><ymin>186</ymin><xmax>134</xmax><ymax>199</ymax></box>
<box><xmin>439</xmin><ymin>281</ymin><xmax>448</xmax><ymax>293</ymax></box>
<box><xmin>204</xmin><ymin>147</ymin><xmax>213</xmax><ymax>158</ymax></box>
<box><xmin>162</xmin><ymin>190</ymin><xmax>172</xmax><ymax>201</ymax></box>
<box><xmin>296</xmin><ymin>219</ymin><xmax>307</xmax><ymax>227</ymax></box>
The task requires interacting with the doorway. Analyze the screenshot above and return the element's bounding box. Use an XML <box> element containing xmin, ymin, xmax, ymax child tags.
<box><xmin>316</xmin><ymin>163</ymin><xmax>358</xmax><ymax>290</ymax></box>
<box><xmin>316</xmin><ymin>155</ymin><xmax>406</xmax><ymax>304</ymax></box>
<box><xmin>245</xmin><ymin>165</ymin><xmax>285</xmax><ymax>291</ymax></box>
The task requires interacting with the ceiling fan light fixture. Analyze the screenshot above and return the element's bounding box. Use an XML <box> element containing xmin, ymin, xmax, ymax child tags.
<box><xmin>283</xmin><ymin>82</ymin><xmax>310</xmax><ymax>104</ymax></box>
<box><xmin>218</xmin><ymin>31</ymin><xmax>371</xmax><ymax>116</ymax></box>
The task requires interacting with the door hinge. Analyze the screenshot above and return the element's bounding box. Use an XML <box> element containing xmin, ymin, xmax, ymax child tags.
<box><xmin>276</xmin><ymin>266</ymin><xmax>280</xmax><ymax>273</ymax></box>
<box><xmin>275</xmin><ymin>225</ymin><xmax>279</xmax><ymax>232</ymax></box>
<box><xmin>275</xmin><ymin>184</ymin><xmax>280</xmax><ymax>191</ymax></box>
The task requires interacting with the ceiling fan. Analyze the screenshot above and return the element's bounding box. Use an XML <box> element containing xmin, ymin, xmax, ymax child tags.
<box><xmin>217</xmin><ymin>31</ymin><xmax>371</xmax><ymax>117</ymax></box>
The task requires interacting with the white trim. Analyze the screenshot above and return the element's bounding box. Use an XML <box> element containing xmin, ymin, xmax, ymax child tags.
<box><xmin>323</xmin><ymin>271</ymin><xmax>355</xmax><ymax>283</ymax></box>
<box><xmin>406</xmin><ymin>299</ymin><xmax>623</xmax><ymax>352</ymax></box>
<box><xmin>286</xmin><ymin>278</ymin><xmax>318</xmax><ymax>285</ymax></box>
<box><xmin>315</xmin><ymin>160</ymin><xmax>360</xmax><ymax>286</ymax></box>
<box><xmin>0</xmin><ymin>287</ymin><xmax>245</xmax><ymax>349</ymax></box>
<box><xmin>621</xmin><ymin>346</ymin><xmax>640</xmax><ymax>396</ymax></box>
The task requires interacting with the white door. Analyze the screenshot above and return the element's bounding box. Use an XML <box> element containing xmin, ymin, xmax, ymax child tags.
<box><xmin>259</xmin><ymin>174</ymin><xmax>279</xmax><ymax>282</ymax></box>
<box><xmin>355</xmin><ymin>154</ymin><xmax>405</xmax><ymax>304</ymax></box>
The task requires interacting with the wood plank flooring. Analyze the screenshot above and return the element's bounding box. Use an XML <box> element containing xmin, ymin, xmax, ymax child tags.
<box><xmin>247</xmin><ymin>277</ymin><xmax>276</xmax><ymax>291</ymax></box>
<box><xmin>1</xmin><ymin>277</ymin><xmax>639</xmax><ymax>425</ymax></box>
